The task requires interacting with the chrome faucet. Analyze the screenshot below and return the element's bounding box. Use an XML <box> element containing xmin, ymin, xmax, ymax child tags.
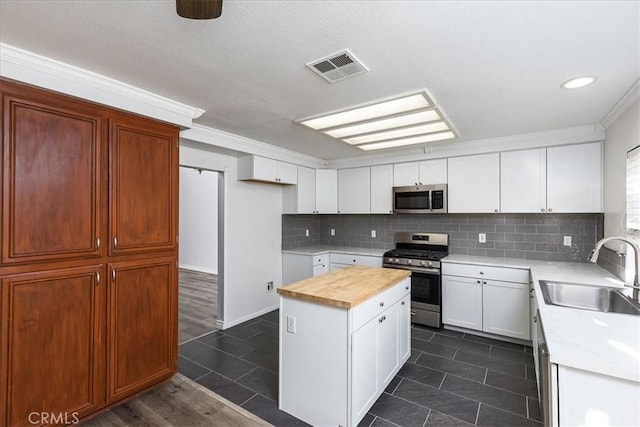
<box><xmin>588</xmin><ymin>236</ymin><xmax>640</xmax><ymax>302</ymax></box>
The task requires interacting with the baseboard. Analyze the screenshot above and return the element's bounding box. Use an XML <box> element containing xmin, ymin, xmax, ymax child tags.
<box><xmin>179</xmin><ymin>263</ymin><xmax>218</xmax><ymax>275</ymax></box>
<box><xmin>216</xmin><ymin>304</ymin><xmax>279</xmax><ymax>330</ymax></box>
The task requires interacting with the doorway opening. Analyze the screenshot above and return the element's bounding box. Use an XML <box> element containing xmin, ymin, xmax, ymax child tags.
<box><xmin>178</xmin><ymin>166</ymin><xmax>222</xmax><ymax>343</ymax></box>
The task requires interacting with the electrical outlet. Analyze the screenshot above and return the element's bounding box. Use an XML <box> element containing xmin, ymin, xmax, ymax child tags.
<box><xmin>286</xmin><ymin>315</ymin><xmax>296</xmax><ymax>333</ymax></box>
<box><xmin>371</xmin><ymin>230</ymin><xmax>376</xmax><ymax>238</ymax></box>
<box><xmin>330</xmin><ymin>229</ymin><xmax>335</xmax><ymax>236</ymax></box>
<box><xmin>266</xmin><ymin>281</ymin><xmax>274</xmax><ymax>292</ymax></box>
<box><xmin>305</xmin><ymin>229</ymin><xmax>309</xmax><ymax>237</ymax></box>
<box><xmin>479</xmin><ymin>233</ymin><xmax>486</xmax><ymax>243</ymax></box>
<box><xmin>563</xmin><ymin>236</ymin><xmax>572</xmax><ymax>247</ymax></box>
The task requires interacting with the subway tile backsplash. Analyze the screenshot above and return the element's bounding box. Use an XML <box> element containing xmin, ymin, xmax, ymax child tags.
<box><xmin>282</xmin><ymin>213</ymin><xmax>604</xmax><ymax>263</ymax></box>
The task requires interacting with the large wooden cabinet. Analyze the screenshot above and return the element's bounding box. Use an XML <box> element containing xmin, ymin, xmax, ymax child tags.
<box><xmin>0</xmin><ymin>79</ymin><xmax>179</xmax><ymax>426</ymax></box>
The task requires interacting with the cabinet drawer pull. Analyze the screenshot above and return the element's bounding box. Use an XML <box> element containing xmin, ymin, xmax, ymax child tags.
<box><xmin>379</xmin><ymin>301</ymin><xmax>384</xmax><ymax>307</ymax></box>
<box><xmin>378</xmin><ymin>315</ymin><xmax>386</xmax><ymax>323</ymax></box>
<box><xmin>96</xmin><ymin>272</ymin><xmax>100</xmax><ymax>285</ymax></box>
<box><xmin>410</xmin><ymin>311</ymin><xmax>416</xmax><ymax>315</ymax></box>
<box><xmin>112</xmin><ymin>270</ymin><xmax>116</xmax><ymax>281</ymax></box>
<box><xmin>96</xmin><ymin>237</ymin><xmax>100</xmax><ymax>250</ymax></box>
<box><xmin>113</xmin><ymin>236</ymin><xmax>118</xmax><ymax>248</ymax></box>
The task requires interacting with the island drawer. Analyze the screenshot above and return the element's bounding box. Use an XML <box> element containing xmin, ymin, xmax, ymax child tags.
<box><xmin>352</xmin><ymin>278</ymin><xmax>410</xmax><ymax>331</ymax></box>
<box><xmin>330</xmin><ymin>253</ymin><xmax>382</xmax><ymax>267</ymax></box>
<box><xmin>442</xmin><ymin>263</ymin><xmax>529</xmax><ymax>283</ymax></box>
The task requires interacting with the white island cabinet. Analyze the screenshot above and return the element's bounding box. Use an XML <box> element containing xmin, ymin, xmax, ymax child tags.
<box><xmin>278</xmin><ymin>265</ymin><xmax>411</xmax><ymax>427</ymax></box>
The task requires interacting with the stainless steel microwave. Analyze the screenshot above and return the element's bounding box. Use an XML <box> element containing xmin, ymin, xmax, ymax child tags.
<box><xmin>393</xmin><ymin>184</ymin><xmax>447</xmax><ymax>214</ymax></box>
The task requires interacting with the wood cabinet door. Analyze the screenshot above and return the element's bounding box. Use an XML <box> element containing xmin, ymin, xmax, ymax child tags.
<box><xmin>107</xmin><ymin>258</ymin><xmax>177</xmax><ymax>401</ymax></box>
<box><xmin>1</xmin><ymin>89</ymin><xmax>102</xmax><ymax>265</ymax></box>
<box><xmin>109</xmin><ymin>116</ymin><xmax>178</xmax><ymax>254</ymax></box>
<box><xmin>0</xmin><ymin>266</ymin><xmax>104</xmax><ymax>427</ymax></box>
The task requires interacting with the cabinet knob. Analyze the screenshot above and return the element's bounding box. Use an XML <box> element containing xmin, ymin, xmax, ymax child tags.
<box><xmin>378</xmin><ymin>315</ymin><xmax>386</xmax><ymax>323</ymax></box>
<box><xmin>414</xmin><ymin>182</ymin><xmax>418</xmax><ymax>185</ymax></box>
<box><xmin>548</xmin><ymin>208</ymin><xmax>553</xmax><ymax>212</ymax></box>
<box><xmin>405</xmin><ymin>285</ymin><xmax>409</xmax><ymax>290</ymax></box>
<box><xmin>541</xmin><ymin>208</ymin><xmax>546</xmax><ymax>213</ymax></box>
<box><xmin>353</xmin><ymin>259</ymin><xmax>356</xmax><ymax>263</ymax></box>
<box><xmin>479</xmin><ymin>271</ymin><xmax>484</xmax><ymax>275</ymax></box>
<box><xmin>379</xmin><ymin>301</ymin><xmax>384</xmax><ymax>307</ymax></box>
<box><xmin>494</xmin><ymin>209</ymin><xmax>499</xmax><ymax>213</ymax></box>
<box><xmin>483</xmin><ymin>281</ymin><xmax>487</xmax><ymax>285</ymax></box>
<box><xmin>401</xmin><ymin>301</ymin><xmax>405</xmax><ymax>305</ymax></box>
<box><xmin>477</xmin><ymin>280</ymin><xmax>481</xmax><ymax>284</ymax></box>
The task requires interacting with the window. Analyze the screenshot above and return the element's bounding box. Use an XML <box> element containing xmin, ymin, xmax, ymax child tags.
<box><xmin>627</xmin><ymin>145</ymin><xmax>640</xmax><ymax>232</ymax></box>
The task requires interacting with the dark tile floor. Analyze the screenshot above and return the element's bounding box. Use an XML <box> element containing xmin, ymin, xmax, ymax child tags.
<box><xmin>178</xmin><ymin>310</ymin><xmax>542</xmax><ymax>426</ymax></box>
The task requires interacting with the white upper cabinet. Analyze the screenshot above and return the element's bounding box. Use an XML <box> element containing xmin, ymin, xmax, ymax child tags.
<box><xmin>283</xmin><ymin>166</ymin><xmax>316</xmax><ymax>214</ymax></box>
<box><xmin>501</xmin><ymin>148</ymin><xmax>547</xmax><ymax>213</ymax></box>
<box><xmin>316</xmin><ymin>169</ymin><xmax>338</xmax><ymax>214</ymax></box>
<box><xmin>237</xmin><ymin>155</ymin><xmax>297</xmax><ymax>184</ymax></box>
<box><xmin>393</xmin><ymin>159</ymin><xmax>447</xmax><ymax>186</ymax></box>
<box><xmin>547</xmin><ymin>142</ymin><xmax>603</xmax><ymax>213</ymax></box>
<box><xmin>370</xmin><ymin>164</ymin><xmax>393</xmax><ymax>214</ymax></box>
<box><xmin>338</xmin><ymin>167</ymin><xmax>371</xmax><ymax>214</ymax></box>
<box><xmin>448</xmin><ymin>153</ymin><xmax>500</xmax><ymax>213</ymax></box>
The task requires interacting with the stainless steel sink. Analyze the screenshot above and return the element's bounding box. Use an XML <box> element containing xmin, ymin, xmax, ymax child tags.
<box><xmin>539</xmin><ymin>281</ymin><xmax>640</xmax><ymax>315</ymax></box>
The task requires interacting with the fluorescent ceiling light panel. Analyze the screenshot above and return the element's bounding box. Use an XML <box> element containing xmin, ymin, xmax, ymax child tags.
<box><xmin>358</xmin><ymin>131</ymin><xmax>456</xmax><ymax>151</ymax></box>
<box><xmin>344</xmin><ymin>121</ymin><xmax>450</xmax><ymax>145</ymax></box>
<box><xmin>299</xmin><ymin>93</ymin><xmax>432</xmax><ymax>130</ymax></box>
<box><xmin>325</xmin><ymin>109</ymin><xmax>442</xmax><ymax>139</ymax></box>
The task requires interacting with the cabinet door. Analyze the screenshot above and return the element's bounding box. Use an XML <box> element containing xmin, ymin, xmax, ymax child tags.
<box><xmin>442</xmin><ymin>275</ymin><xmax>482</xmax><ymax>330</ymax></box>
<box><xmin>283</xmin><ymin>166</ymin><xmax>315</xmax><ymax>214</ymax></box>
<box><xmin>378</xmin><ymin>305</ymin><xmax>399</xmax><ymax>388</ymax></box>
<box><xmin>277</xmin><ymin>161</ymin><xmax>298</xmax><ymax>185</ymax></box>
<box><xmin>398</xmin><ymin>295</ymin><xmax>411</xmax><ymax>363</ymax></box>
<box><xmin>1</xmin><ymin>91</ymin><xmax>102</xmax><ymax>264</ymax></box>
<box><xmin>393</xmin><ymin>162</ymin><xmax>420</xmax><ymax>186</ymax></box>
<box><xmin>501</xmin><ymin>148</ymin><xmax>547</xmax><ymax>213</ymax></box>
<box><xmin>338</xmin><ymin>167</ymin><xmax>370</xmax><ymax>214</ymax></box>
<box><xmin>418</xmin><ymin>159</ymin><xmax>448</xmax><ymax>184</ymax></box>
<box><xmin>315</xmin><ymin>169</ymin><xmax>337</xmax><ymax>214</ymax></box>
<box><xmin>547</xmin><ymin>142</ymin><xmax>602</xmax><ymax>213</ymax></box>
<box><xmin>109</xmin><ymin>116</ymin><xmax>178</xmax><ymax>254</ymax></box>
<box><xmin>108</xmin><ymin>258</ymin><xmax>177</xmax><ymax>401</ymax></box>
<box><xmin>1</xmin><ymin>266</ymin><xmax>103</xmax><ymax>427</ymax></box>
<box><xmin>370</xmin><ymin>164</ymin><xmax>393</xmax><ymax>214</ymax></box>
<box><xmin>351</xmin><ymin>318</ymin><xmax>379</xmax><ymax>425</ymax></box>
<box><xmin>448</xmin><ymin>153</ymin><xmax>500</xmax><ymax>213</ymax></box>
<box><xmin>252</xmin><ymin>156</ymin><xmax>278</xmax><ymax>182</ymax></box>
<box><xmin>483</xmin><ymin>280</ymin><xmax>530</xmax><ymax>340</ymax></box>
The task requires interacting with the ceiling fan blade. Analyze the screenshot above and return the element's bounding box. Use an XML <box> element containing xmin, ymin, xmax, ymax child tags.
<box><xmin>176</xmin><ymin>0</ymin><xmax>223</xmax><ymax>19</ymax></box>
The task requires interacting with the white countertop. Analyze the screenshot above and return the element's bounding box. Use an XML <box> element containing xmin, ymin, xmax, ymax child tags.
<box><xmin>444</xmin><ymin>254</ymin><xmax>639</xmax><ymax>383</ymax></box>
<box><xmin>282</xmin><ymin>245</ymin><xmax>386</xmax><ymax>257</ymax></box>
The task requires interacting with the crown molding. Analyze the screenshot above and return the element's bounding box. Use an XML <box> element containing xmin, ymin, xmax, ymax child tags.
<box><xmin>180</xmin><ymin>124</ymin><xmax>326</xmax><ymax>169</ymax></box>
<box><xmin>328</xmin><ymin>124</ymin><xmax>604</xmax><ymax>169</ymax></box>
<box><xmin>0</xmin><ymin>43</ymin><xmax>204</xmax><ymax>127</ymax></box>
<box><xmin>600</xmin><ymin>80</ymin><xmax>640</xmax><ymax>129</ymax></box>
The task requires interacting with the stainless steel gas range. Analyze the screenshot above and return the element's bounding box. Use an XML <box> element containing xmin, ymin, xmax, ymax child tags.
<box><xmin>382</xmin><ymin>232</ymin><xmax>449</xmax><ymax>328</ymax></box>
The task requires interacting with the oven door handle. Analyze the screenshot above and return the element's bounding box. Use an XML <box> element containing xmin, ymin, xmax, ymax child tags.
<box><xmin>383</xmin><ymin>265</ymin><xmax>440</xmax><ymax>275</ymax></box>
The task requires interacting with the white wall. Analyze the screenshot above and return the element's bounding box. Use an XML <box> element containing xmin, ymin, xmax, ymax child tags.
<box><xmin>179</xmin><ymin>142</ymin><xmax>282</xmax><ymax>329</ymax></box>
<box><xmin>179</xmin><ymin>167</ymin><xmax>218</xmax><ymax>274</ymax></box>
<box><xmin>603</xmin><ymin>97</ymin><xmax>640</xmax><ymax>283</ymax></box>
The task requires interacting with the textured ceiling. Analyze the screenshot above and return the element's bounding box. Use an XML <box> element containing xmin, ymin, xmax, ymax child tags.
<box><xmin>1</xmin><ymin>1</ymin><xmax>638</xmax><ymax>160</ymax></box>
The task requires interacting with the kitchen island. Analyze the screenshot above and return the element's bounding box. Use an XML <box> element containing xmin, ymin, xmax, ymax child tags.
<box><xmin>277</xmin><ymin>265</ymin><xmax>411</xmax><ymax>427</ymax></box>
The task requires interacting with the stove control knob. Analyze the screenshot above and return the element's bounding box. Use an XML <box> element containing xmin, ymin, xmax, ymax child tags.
<box><xmin>394</xmin><ymin>258</ymin><xmax>400</xmax><ymax>264</ymax></box>
<box><xmin>420</xmin><ymin>260</ymin><xmax>426</xmax><ymax>266</ymax></box>
<box><xmin>407</xmin><ymin>260</ymin><xmax>413</xmax><ymax>265</ymax></box>
<box><xmin>428</xmin><ymin>261</ymin><xmax>433</xmax><ymax>267</ymax></box>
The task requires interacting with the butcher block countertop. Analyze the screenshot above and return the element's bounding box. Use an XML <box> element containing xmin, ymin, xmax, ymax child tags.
<box><xmin>277</xmin><ymin>265</ymin><xmax>410</xmax><ymax>309</ymax></box>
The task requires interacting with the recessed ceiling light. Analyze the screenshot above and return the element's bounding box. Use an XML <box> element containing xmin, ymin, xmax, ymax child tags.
<box><xmin>358</xmin><ymin>131</ymin><xmax>456</xmax><ymax>151</ymax></box>
<box><xmin>561</xmin><ymin>76</ymin><xmax>597</xmax><ymax>90</ymax></box>
<box><xmin>344</xmin><ymin>121</ymin><xmax>450</xmax><ymax>145</ymax></box>
<box><xmin>295</xmin><ymin>90</ymin><xmax>457</xmax><ymax>151</ymax></box>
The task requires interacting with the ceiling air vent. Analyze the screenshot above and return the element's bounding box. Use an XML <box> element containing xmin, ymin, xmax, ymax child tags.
<box><xmin>306</xmin><ymin>49</ymin><xmax>368</xmax><ymax>83</ymax></box>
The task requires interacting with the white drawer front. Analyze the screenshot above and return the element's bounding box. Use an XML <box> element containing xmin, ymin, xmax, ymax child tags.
<box><xmin>442</xmin><ymin>262</ymin><xmax>529</xmax><ymax>283</ymax></box>
<box><xmin>330</xmin><ymin>253</ymin><xmax>382</xmax><ymax>267</ymax></box>
<box><xmin>352</xmin><ymin>278</ymin><xmax>410</xmax><ymax>331</ymax></box>
<box><xmin>313</xmin><ymin>253</ymin><xmax>329</xmax><ymax>266</ymax></box>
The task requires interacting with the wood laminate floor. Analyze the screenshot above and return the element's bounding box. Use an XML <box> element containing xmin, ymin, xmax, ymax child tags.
<box><xmin>179</xmin><ymin>269</ymin><xmax>218</xmax><ymax>344</ymax></box>
<box><xmin>82</xmin><ymin>374</ymin><xmax>271</xmax><ymax>426</ymax></box>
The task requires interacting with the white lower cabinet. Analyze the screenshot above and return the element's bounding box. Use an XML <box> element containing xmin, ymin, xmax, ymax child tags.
<box><xmin>330</xmin><ymin>253</ymin><xmax>382</xmax><ymax>271</ymax></box>
<box><xmin>279</xmin><ymin>278</ymin><xmax>411</xmax><ymax>427</ymax></box>
<box><xmin>282</xmin><ymin>253</ymin><xmax>329</xmax><ymax>284</ymax></box>
<box><xmin>442</xmin><ymin>262</ymin><xmax>530</xmax><ymax>340</ymax></box>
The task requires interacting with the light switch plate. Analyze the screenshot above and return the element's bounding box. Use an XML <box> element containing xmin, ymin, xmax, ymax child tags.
<box><xmin>479</xmin><ymin>233</ymin><xmax>486</xmax><ymax>243</ymax></box>
<box><xmin>371</xmin><ymin>230</ymin><xmax>376</xmax><ymax>238</ymax></box>
<box><xmin>286</xmin><ymin>315</ymin><xmax>296</xmax><ymax>333</ymax></box>
<box><xmin>305</xmin><ymin>229</ymin><xmax>309</xmax><ymax>237</ymax></box>
<box><xmin>564</xmin><ymin>236</ymin><xmax>572</xmax><ymax>246</ymax></box>
<box><xmin>330</xmin><ymin>229</ymin><xmax>335</xmax><ymax>236</ymax></box>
